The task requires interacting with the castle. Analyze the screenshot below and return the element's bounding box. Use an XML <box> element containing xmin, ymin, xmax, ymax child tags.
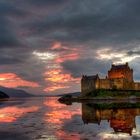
<box><xmin>81</xmin><ymin>62</ymin><xmax>140</xmax><ymax>96</ymax></box>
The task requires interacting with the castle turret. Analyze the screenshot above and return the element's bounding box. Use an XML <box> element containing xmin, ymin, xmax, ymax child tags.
<box><xmin>81</xmin><ymin>74</ymin><xmax>99</xmax><ymax>96</ymax></box>
<box><xmin>108</xmin><ymin>62</ymin><xmax>133</xmax><ymax>82</ymax></box>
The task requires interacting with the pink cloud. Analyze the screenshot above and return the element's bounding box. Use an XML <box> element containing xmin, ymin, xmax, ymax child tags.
<box><xmin>45</xmin><ymin>69</ymin><xmax>79</xmax><ymax>83</ymax></box>
<box><xmin>55</xmin><ymin>53</ymin><xmax>79</xmax><ymax>63</ymax></box>
<box><xmin>43</xmin><ymin>42</ymin><xmax>81</xmax><ymax>93</ymax></box>
<box><xmin>0</xmin><ymin>73</ymin><xmax>39</xmax><ymax>88</ymax></box>
<box><xmin>44</xmin><ymin>85</ymin><xmax>69</xmax><ymax>92</ymax></box>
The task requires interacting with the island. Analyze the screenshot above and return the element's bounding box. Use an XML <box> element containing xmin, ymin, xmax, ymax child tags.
<box><xmin>59</xmin><ymin>62</ymin><xmax>140</xmax><ymax>103</ymax></box>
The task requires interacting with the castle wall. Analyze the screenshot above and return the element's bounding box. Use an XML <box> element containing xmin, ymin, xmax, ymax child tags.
<box><xmin>99</xmin><ymin>79</ymin><xmax>111</xmax><ymax>89</ymax></box>
<box><xmin>111</xmin><ymin>79</ymin><xmax>124</xmax><ymax>89</ymax></box>
<box><xmin>99</xmin><ymin>78</ymin><xmax>125</xmax><ymax>90</ymax></box>
<box><xmin>81</xmin><ymin>76</ymin><xmax>100</xmax><ymax>96</ymax></box>
<box><xmin>123</xmin><ymin>81</ymin><xmax>134</xmax><ymax>90</ymax></box>
<box><xmin>134</xmin><ymin>83</ymin><xmax>140</xmax><ymax>90</ymax></box>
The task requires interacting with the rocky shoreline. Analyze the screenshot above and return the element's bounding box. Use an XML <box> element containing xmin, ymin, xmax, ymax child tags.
<box><xmin>58</xmin><ymin>95</ymin><xmax>140</xmax><ymax>104</ymax></box>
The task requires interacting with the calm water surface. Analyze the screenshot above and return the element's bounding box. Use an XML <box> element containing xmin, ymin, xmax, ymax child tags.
<box><xmin>0</xmin><ymin>97</ymin><xmax>140</xmax><ymax>140</ymax></box>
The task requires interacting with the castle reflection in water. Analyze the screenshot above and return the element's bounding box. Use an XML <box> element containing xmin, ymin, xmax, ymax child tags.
<box><xmin>82</xmin><ymin>103</ymin><xmax>140</xmax><ymax>135</ymax></box>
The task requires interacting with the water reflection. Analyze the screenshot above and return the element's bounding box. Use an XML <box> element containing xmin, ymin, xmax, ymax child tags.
<box><xmin>1</xmin><ymin>97</ymin><xmax>140</xmax><ymax>140</ymax></box>
<box><xmin>82</xmin><ymin>102</ymin><xmax>140</xmax><ymax>135</ymax></box>
<box><xmin>0</xmin><ymin>106</ymin><xmax>39</xmax><ymax>123</ymax></box>
<box><xmin>44</xmin><ymin>98</ymin><xmax>81</xmax><ymax>139</ymax></box>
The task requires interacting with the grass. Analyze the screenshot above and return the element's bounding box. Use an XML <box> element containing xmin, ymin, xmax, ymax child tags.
<box><xmin>85</xmin><ymin>89</ymin><xmax>140</xmax><ymax>98</ymax></box>
<box><xmin>87</xmin><ymin>102</ymin><xmax>140</xmax><ymax>109</ymax></box>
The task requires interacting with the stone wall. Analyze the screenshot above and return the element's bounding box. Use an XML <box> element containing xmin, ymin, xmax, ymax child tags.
<box><xmin>99</xmin><ymin>78</ymin><xmax>126</xmax><ymax>90</ymax></box>
<box><xmin>134</xmin><ymin>83</ymin><xmax>140</xmax><ymax>90</ymax></box>
<box><xmin>81</xmin><ymin>77</ymin><xmax>100</xmax><ymax>96</ymax></box>
<box><xmin>99</xmin><ymin>79</ymin><xmax>111</xmax><ymax>89</ymax></box>
<box><xmin>111</xmin><ymin>78</ymin><xmax>124</xmax><ymax>89</ymax></box>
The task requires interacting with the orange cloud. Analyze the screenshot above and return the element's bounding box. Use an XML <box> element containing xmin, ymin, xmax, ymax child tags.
<box><xmin>51</xmin><ymin>42</ymin><xmax>78</xmax><ymax>51</ymax></box>
<box><xmin>44</xmin><ymin>85</ymin><xmax>69</xmax><ymax>92</ymax></box>
<box><xmin>43</xmin><ymin>42</ymin><xmax>81</xmax><ymax>93</ymax></box>
<box><xmin>51</xmin><ymin>42</ymin><xmax>62</xmax><ymax>50</ymax></box>
<box><xmin>44</xmin><ymin>68</ymin><xmax>80</xmax><ymax>92</ymax></box>
<box><xmin>55</xmin><ymin>53</ymin><xmax>79</xmax><ymax>63</ymax></box>
<box><xmin>51</xmin><ymin>42</ymin><xmax>80</xmax><ymax>63</ymax></box>
<box><xmin>45</xmin><ymin>69</ymin><xmax>80</xmax><ymax>83</ymax></box>
<box><xmin>0</xmin><ymin>73</ymin><xmax>39</xmax><ymax>88</ymax></box>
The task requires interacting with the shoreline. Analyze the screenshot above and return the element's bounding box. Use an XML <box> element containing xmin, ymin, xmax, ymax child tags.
<box><xmin>58</xmin><ymin>96</ymin><xmax>140</xmax><ymax>104</ymax></box>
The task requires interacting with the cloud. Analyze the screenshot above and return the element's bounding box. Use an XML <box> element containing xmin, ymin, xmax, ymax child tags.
<box><xmin>27</xmin><ymin>0</ymin><xmax>67</xmax><ymax>6</ymax></box>
<box><xmin>0</xmin><ymin>73</ymin><xmax>39</xmax><ymax>88</ymax></box>
<box><xmin>0</xmin><ymin>1</ymin><xmax>28</xmax><ymax>48</ymax></box>
<box><xmin>0</xmin><ymin>18</ymin><xmax>20</xmax><ymax>47</ymax></box>
<box><xmin>24</xmin><ymin>0</ymin><xmax>140</xmax><ymax>46</ymax></box>
<box><xmin>62</xmin><ymin>58</ymin><xmax>111</xmax><ymax>78</ymax></box>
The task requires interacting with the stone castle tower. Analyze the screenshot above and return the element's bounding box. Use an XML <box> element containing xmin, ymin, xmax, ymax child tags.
<box><xmin>108</xmin><ymin>62</ymin><xmax>133</xmax><ymax>82</ymax></box>
<box><xmin>81</xmin><ymin>62</ymin><xmax>140</xmax><ymax>96</ymax></box>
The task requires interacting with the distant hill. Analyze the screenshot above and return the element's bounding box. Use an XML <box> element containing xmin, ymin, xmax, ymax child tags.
<box><xmin>0</xmin><ymin>86</ymin><xmax>34</xmax><ymax>98</ymax></box>
<box><xmin>0</xmin><ymin>91</ymin><xmax>9</xmax><ymax>99</ymax></box>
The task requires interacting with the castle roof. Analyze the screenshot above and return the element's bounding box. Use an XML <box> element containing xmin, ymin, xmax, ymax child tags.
<box><xmin>112</xmin><ymin>65</ymin><xmax>127</xmax><ymax>70</ymax></box>
<box><xmin>111</xmin><ymin>63</ymin><xmax>129</xmax><ymax>70</ymax></box>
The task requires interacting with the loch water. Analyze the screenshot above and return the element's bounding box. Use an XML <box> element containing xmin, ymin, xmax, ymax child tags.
<box><xmin>0</xmin><ymin>97</ymin><xmax>140</xmax><ymax>140</ymax></box>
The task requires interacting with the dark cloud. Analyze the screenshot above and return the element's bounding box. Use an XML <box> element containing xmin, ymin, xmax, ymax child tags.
<box><xmin>0</xmin><ymin>57</ymin><xmax>22</xmax><ymax>65</ymax></box>
<box><xmin>62</xmin><ymin>58</ymin><xmax>111</xmax><ymax>78</ymax></box>
<box><xmin>0</xmin><ymin>1</ymin><xmax>27</xmax><ymax>48</ymax></box>
<box><xmin>127</xmin><ymin>50</ymin><xmax>140</xmax><ymax>56</ymax></box>
<box><xmin>27</xmin><ymin>0</ymin><xmax>67</xmax><ymax>6</ymax></box>
<box><xmin>0</xmin><ymin>1</ymin><xmax>26</xmax><ymax>16</ymax></box>
<box><xmin>0</xmin><ymin>18</ymin><xmax>20</xmax><ymax>47</ymax></box>
<box><xmin>25</xmin><ymin>0</ymin><xmax>140</xmax><ymax>45</ymax></box>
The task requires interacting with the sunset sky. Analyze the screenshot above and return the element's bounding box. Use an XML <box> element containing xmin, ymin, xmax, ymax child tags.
<box><xmin>1</xmin><ymin>0</ymin><xmax>140</xmax><ymax>94</ymax></box>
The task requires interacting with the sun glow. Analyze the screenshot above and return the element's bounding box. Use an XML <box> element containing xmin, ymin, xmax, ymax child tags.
<box><xmin>33</xmin><ymin>51</ymin><xmax>57</xmax><ymax>60</ymax></box>
<box><xmin>0</xmin><ymin>78</ymin><xmax>6</xmax><ymax>81</ymax></box>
